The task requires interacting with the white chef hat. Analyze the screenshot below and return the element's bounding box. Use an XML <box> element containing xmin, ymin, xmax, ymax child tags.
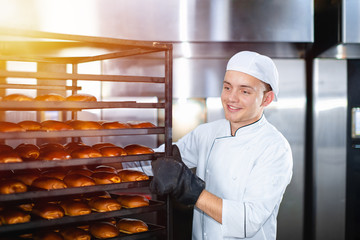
<box><xmin>226</xmin><ymin>51</ymin><xmax>279</xmax><ymax>101</ymax></box>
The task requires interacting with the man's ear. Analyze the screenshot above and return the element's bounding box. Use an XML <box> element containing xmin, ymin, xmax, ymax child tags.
<box><xmin>261</xmin><ymin>91</ymin><xmax>275</xmax><ymax>107</ymax></box>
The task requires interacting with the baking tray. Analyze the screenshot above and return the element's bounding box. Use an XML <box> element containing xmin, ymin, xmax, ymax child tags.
<box><xmin>0</xmin><ymin>127</ymin><xmax>165</xmax><ymax>139</ymax></box>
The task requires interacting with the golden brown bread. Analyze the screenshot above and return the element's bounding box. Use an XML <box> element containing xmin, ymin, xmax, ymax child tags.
<box><xmin>0</xmin><ymin>179</ymin><xmax>27</xmax><ymax>194</ymax></box>
<box><xmin>118</xmin><ymin>170</ymin><xmax>149</xmax><ymax>182</ymax></box>
<box><xmin>41</xmin><ymin>120</ymin><xmax>73</xmax><ymax>131</ymax></box>
<box><xmin>33</xmin><ymin>230</ymin><xmax>64</xmax><ymax>240</ymax></box>
<box><xmin>92</xmin><ymin>142</ymin><xmax>116</xmax><ymax>151</ymax></box>
<box><xmin>128</xmin><ymin>121</ymin><xmax>156</xmax><ymax>128</ymax></box>
<box><xmin>0</xmin><ymin>208</ymin><xmax>31</xmax><ymax>224</ymax></box>
<box><xmin>101</xmin><ymin>121</ymin><xmax>131</xmax><ymax>129</ymax></box>
<box><xmin>116</xmin><ymin>195</ymin><xmax>150</xmax><ymax>208</ymax></box>
<box><xmin>89</xmin><ymin>222</ymin><xmax>119</xmax><ymax>239</ymax></box>
<box><xmin>31</xmin><ymin>177</ymin><xmax>67</xmax><ymax>190</ymax></box>
<box><xmin>35</xmin><ymin>93</ymin><xmax>65</xmax><ymax>101</ymax></box>
<box><xmin>2</xmin><ymin>93</ymin><xmax>34</xmax><ymax>101</ymax></box>
<box><xmin>91</xmin><ymin>172</ymin><xmax>121</xmax><ymax>185</ymax></box>
<box><xmin>59</xmin><ymin>227</ymin><xmax>91</xmax><ymax>240</ymax></box>
<box><xmin>18</xmin><ymin>120</ymin><xmax>42</xmax><ymax>131</ymax></box>
<box><xmin>116</xmin><ymin>218</ymin><xmax>148</xmax><ymax>234</ymax></box>
<box><xmin>59</xmin><ymin>199</ymin><xmax>91</xmax><ymax>216</ymax></box>
<box><xmin>93</xmin><ymin>165</ymin><xmax>117</xmax><ymax>173</ymax></box>
<box><xmin>67</xmin><ymin>120</ymin><xmax>102</xmax><ymax>130</ymax></box>
<box><xmin>0</xmin><ymin>144</ymin><xmax>13</xmax><ymax>152</ymax></box>
<box><xmin>40</xmin><ymin>142</ymin><xmax>65</xmax><ymax>151</ymax></box>
<box><xmin>99</xmin><ymin>146</ymin><xmax>127</xmax><ymax>157</ymax></box>
<box><xmin>38</xmin><ymin>149</ymin><xmax>71</xmax><ymax>161</ymax></box>
<box><xmin>32</xmin><ymin>203</ymin><xmax>64</xmax><ymax>219</ymax></box>
<box><xmin>124</xmin><ymin>144</ymin><xmax>154</xmax><ymax>155</ymax></box>
<box><xmin>0</xmin><ymin>150</ymin><xmax>23</xmax><ymax>163</ymax></box>
<box><xmin>66</xmin><ymin>93</ymin><xmax>97</xmax><ymax>102</ymax></box>
<box><xmin>67</xmin><ymin>168</ymin><xmax>94</xmax><ymax>177</ymax></box>
<box><xmin>41</xmin><ymin>169</ymin><xmax>68</xmax><ymax>180</ymax></box>
<box><xmin>0</xmin><ymin>121</ymin><xmax>25</xmax><ymax>132</ymax></box>
<box><xmin>70</xmin><ymin>147</ymin><xmax>102</xmax><ymax>159</ymax></box>
<box><xmin>15</xmin><ymin>143</ymin><xmax>40</xmax><ymax>160</ymax></box>
<box><xmin>88</xmin><ymin>197</ymin><xmax>121</xmax><ymax>212</ymax></box>
<box><xmin>12</xmin><ymin>171</ymin><xmax>40</xmax><ymax>186</ymax></box>
<box><xmin>63</xmin><ymin>174</ymin><xmax>96</xmax><ymax>187</ymax></box>
<box><xmin>64</xmin><ymin>142</ymin><xmax>87</xmax><ymax>153</ymax></box>
<box><xmin>17</xmin><ymin>202</ymin><xmax>34</xmax><ymax>212</ymax></box>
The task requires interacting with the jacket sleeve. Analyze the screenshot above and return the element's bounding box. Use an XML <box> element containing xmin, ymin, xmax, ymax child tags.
<box><xmin>222</xmin><ymin>142</ymin><xmax>293</xmax><ymax>238</ymax></box>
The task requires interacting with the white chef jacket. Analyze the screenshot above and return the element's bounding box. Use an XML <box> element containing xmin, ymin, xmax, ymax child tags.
<box><xmin>125</xmin><ymin>115</ymin><xmax>293</xmax><ymax>240</ymax></box>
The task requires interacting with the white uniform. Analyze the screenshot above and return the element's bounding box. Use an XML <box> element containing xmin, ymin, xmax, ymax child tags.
<box><xmin>174</xmin><ymin>116</ymin><xmax>293</xmax><ymax>240</ymax></box>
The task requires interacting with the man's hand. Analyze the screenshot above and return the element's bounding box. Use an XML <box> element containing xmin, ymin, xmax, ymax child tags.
<box><xmin>150</xmin><ymin>145</ymin><xmax>205</xmax><ymax>206</ymax></box>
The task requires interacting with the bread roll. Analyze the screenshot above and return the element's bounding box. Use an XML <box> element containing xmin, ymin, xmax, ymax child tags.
<box><xmin>88</xmin><ymin>197</ymin><xmax>121</xmax><ymax>212</ymax></box>
<box><xmin>64</xmin><ymin>142</ymin><xmax>87</xmax><ymax>154</ymax></box>
<box><xmin>0</xmin><ymin>208</ymin><xmax>31</xmax><ymax>224</ymax></box>
<box><xmin>66</xmin><ymin>93</ymin><xmax>97</xmax><ymax>102</ymax></box>
<box><xmin>116</xmin><ymin>218</ymin><xmax>148</xmax><ymax>234</ymax></box>
<box><xmin>93</xmin><ymin>165</ymin><xmax>117</xmax><ymax>173</ymax></box>
<box><xmin>2</xmin><ymin>93</ymin><xmax>34</xmax><ymax>101</ymax></box>
<box><xmin>124</xmin><ymin>144</ymin><xmax>154</xmax><ymax>155</ymax></box>
<box><xmin>33</xmin><ymin>230</ymin><xmax>64</xmax><ymax>240</ymax></box>
<box><xmin>41</xmin><ymin>120</ymin><xmax>73</xmax><ymax>131</ymax></box>
<box><xmin>41</xmin><ymin>169</ymin><xmax>68</xmax><ymax>180</ymax></box>
<box><xmin>0</xmin><ymin>179</ymin><xmax>27</xmax><ymax>194</ymax></box>
<box><xmin>89</xmin><ymin>222</ymin><xmax>119</xmax><ymax>239</ymax></box>
<box><xmin>118</xmin><ymin>170</ymin><xmax>149</xmax><ymax>182</ymax></box>
<box><xmin>40</xmin><ymin>142</ymin><xmax>65</xmax><ymax>151</ymax></box>
<box><xmin>67</xmin><ymin>120</ymin><xmax>102</xmax><ymax>130</ymax></box>
<box><xmin>12</xmin><ymin>171</ymin><xmax>40</xmax><ymax>186</ymax></box>
<box><xmin>92</xmin><ymin>142</ymin><xmax>116</xmax><ymax>151</ymax></box>
<box><xmin>116</xmin><ymin>195</ymin><xmax>150</xmax><ymax>208</ymax></box>
<box><xmin>67</xmin><ymin>168</ymin><xmax>93</xmax><ymax>177</ymax></box>
<box><xmin>63</xmin><ymin>174</ymin><xmax>95</xmax><ymax>187</ymax></box>
<box><xmin>18</xmin><ymin>202</ymin><xmax>34</xmax><ymax>212</ymax></box>
<box><xmin>0</xmin><ymin>150</ymin><xmax>23</xmax><ymax>163</ymax></box>
<box><xmin>91</xmin><ymin>172</ymin><xmax>121</xmax><ymax>185</ymax></box>
<box><xmin>0</xmin><ymin>121</ymin><xmax>25</xmax><ymax>132</ymax></box>
<box><xmin>60</xmin><ymin>200</ymin><xmax>91</xmax><ymax>216</ymax></box>
<box><xmin>32</xmin><ymin>203</ymin><xmax>64</xmax><ymax>219</ymax></box>
<box><xmin>17</xmin><ymin>120</ymin><xmax>42</xmax><ymax>131</ymax></box>
<box><xmin>128</xmin><ymin>121</ymin><xmax>156</xmax><ymax>128</ymax></box>
<box><xmin>59</xmin><ymin>227</ymin><xmax>91</xmax><ymax>240</ymax></box>
<box><xmin>99</xmin><ymin>146</ymin><xmax>127</xmax><ymax>157</ymax></box>
<box><xmin>31</xmin><ymin>177</ymin><xmax>67</xmax><ymax>190</ymax></box>
<box><xmin>101</xmin><ymin>121</ymin><xmax>131</xmax><ymax>129</ymax></box>
<box><xmin>38</xmin><ymin>149</ymin><xmax>71</xmax><ymax>161</ymax></box>
<box><xmin>15</xmin><ymin>143</ymin><xmax>40</xmax><ymax>160</ymax></box>
<box><xmin>70</xmin><ymin>147</ymin><xmax>102</xmax><ymax>159</ymax></box>
<box><xmin>35</xmin><ymin>93</ymin><xmax>65</xmax><ymax>101</ymax></box>
<box><xmin>0</xmin><ymin>144</ymin><xmax>13</xmax><ymax>152</ymax></box>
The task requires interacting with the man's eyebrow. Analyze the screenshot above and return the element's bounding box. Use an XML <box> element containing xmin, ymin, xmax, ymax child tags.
<box><xmin>223</xmin><ymin>81</ymin><xmax>255</xmax><ymax>90</ymax></box>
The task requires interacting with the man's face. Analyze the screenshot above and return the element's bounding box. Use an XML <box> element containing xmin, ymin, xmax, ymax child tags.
<box><xmin>221</xmin><ymin>70</ymin><xmax>272</xmax><ymax>133</ymax></box>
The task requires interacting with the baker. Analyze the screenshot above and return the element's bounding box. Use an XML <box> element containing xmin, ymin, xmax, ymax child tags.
<box><xmin>150</xmin><ymin>51</ymin><xmax>293</xmax><ymax>240</ymax></box>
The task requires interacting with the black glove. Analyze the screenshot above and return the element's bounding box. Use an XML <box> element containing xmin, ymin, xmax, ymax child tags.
<box><xmin>150</xmin><ymin>145</ymin><xmax>205</xmax><ymax>206</ymax></box>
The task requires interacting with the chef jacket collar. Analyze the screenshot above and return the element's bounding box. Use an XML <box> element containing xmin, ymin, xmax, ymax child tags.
<box><xmin>229</xmin><ymin>115</ymin><xmax>267</xmax><ymax>137</ymax></box>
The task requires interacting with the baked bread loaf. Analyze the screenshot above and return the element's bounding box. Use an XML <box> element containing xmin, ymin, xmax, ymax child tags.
<box><xmin>116</xmin><ymin>218</ymin><xmax>148</xmax><ymax>234</ymax></box>
<box><xmin>17</xmin><ymin>202</ymin><xmax>34</xmax><ymax>212</ymax></box>
<box><xmin>32</xmin><ymin>202</ymin><xmax>64</xmax><ymax>219</ymax></box>
<box><xmin>59</xmin><ymin>227</ymin><xmax>91</xmax><ymax>240</ymax></box>
<box><xmin>116</xmin><ymin>195</ymin><xmax>149</xmax><ymax>208</ymax></box>
<box><xmin>124</xmin><ymin>144</ymin><xmax>154</xmax><ymax>155</ymax></box>
<box><xmin>0</xmin><ymin>150</ymin><xmax>23</xmax><ymax>163</ymax></box>
<box><xmin>92</xmin><ymin>142</ymin><xmax>116</xmax><ymax>151</ymax></box>
<box><xmin>89</xmin><ymin>222</ymin><xmax>119</xmax><ymax>239</ymax></box>
<box><xmin>88</xmin><ymin>197</ymin><xmax>121</xmax><ymax>212</ymax></box>
<box><xmin>67</xmin><ymin>120</ymin><xmax>102</xmax><ymax>130</ymax></box>
<box><xmin>64</xmin><ymin>142</ymin><xmax>87</xmax><ymax>154</ymax></box>
<box><xmin>31</xmin><ymin>177</ymin><xmax>67</xmax><ymax>190</ymax></box>
<box><xmin>0</xmin><ymin>208</ymin><xmax>31</xmax><ymax>224</ymax></box>
<box><xmin>15</xmin><ymin>143</ymin><xmax>40</xmax><ymax>160</ymax></box>
<box><xmin>63</xmin><ymin>174</ymin><xmax>95</xmax><ymax>187</ymax></box>
<box><xmin>41</xmin><ymin>120</ymin><xmax>73</xmax><ymax>131</ymax></box>
<box><xmin>39</xmin><ymin>142</ymin><xmax>65</xmax><ymax>152</ymax></box>
<box><xmin>35</xmin><ymin>93</ymin><xmax>65</xmax><ymax>101</ymax></box>
<box><xmin>101</xmin><ymin>121</ymin><xmax>131</xmax><ymax>129</ymax></box>
<box><xmin>99</xmin><ymin>146</ymin><xmax>127</xmax><ymax>157</ymax></box>
<box><xmin>128</xmin><ymin>121</ymin><xmax>156</xmax><ymax>128</ymax></box>
<box><xmin>0</xmin><ymin>179</ymin><xmax>27</xmax><ymax>194</ymax></box>
<box><xmin>67</xmin><ymin>168</ymin><xmax>94</xmax><ymax>177</ymax></box>
<box><xmin>0</xmin><ymin>121</ymin><xmax>25</xmax><ymax>132</ymax></box>
<box><xmin>33</xmin><ymin>230</ymin><xmax>64</xmax><ymax>240</ymax></box>
<box><xmin>93</xmin><ymin>165</ymin><xmax>117</xmax><ymax>173</ymax></box>
<box><xmin>118</xmin><ymin>170</ymin><xmax>149</xmax><ymax>182</ymax></box>
<box><xmin>2</xmin><ymin>93</ymin><xmax>34</xmax><ymax>101</ymax></box>
<box><xmin>41</xmin><ymin>169</ymin><xmax>68</xmax><ymax>180</ymax></box>
<box><xmin>12</xmin><ymin>171</ymin><xmax>40</xmax><ymax>186</ymax></box>
<box><xmin>91</xmin><ymin>172</ymin><xmax>121</xmax><ymax>185</ymax></box>
<box><xmin>17</xmin><ymin>120</ymin><xmax>42</xmax><ymax>131</ymax></box>
<box><xmin>0</xmin><ymin>144</ymin><xmax>13</xmax><ymax>152</ymax></box>
<box><xmin>60</xmin><ymin>199</ymin><xmax>91</xmax><ymax>216</ymax></box>
<box><xmin>70</xmin><ymin>147</ymin><xmax>102</xmax><ymax>159</ymax></box>
<box><xmin>66</xmin><ymin>93</ymin><xmax>97</xmax><ymax>102</ymax></box>
<box><xmin>38</xmin><ymin>149</ymin><xmax>71</xmax><ymax>161</ymax></box>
